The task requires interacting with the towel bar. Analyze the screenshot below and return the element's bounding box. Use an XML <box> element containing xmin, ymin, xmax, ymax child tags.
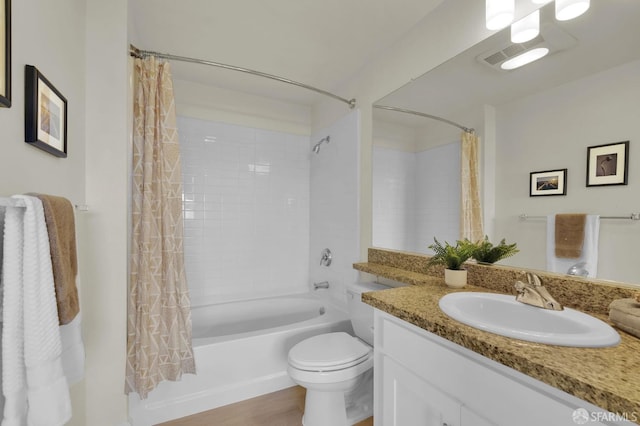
<box><xmin>519</xmin><ymin>213</ymin><xmax>640</xmax><ymax>221</ymax></box>
<box><xmin>0</xmin><ymin>198</ymin><xmax>26</xmax><ymax>208</ymax></box>
<box><xmin>0</xmin><ymin>198</ymin><xmax>89</xmax><ymax>211</ymax></box>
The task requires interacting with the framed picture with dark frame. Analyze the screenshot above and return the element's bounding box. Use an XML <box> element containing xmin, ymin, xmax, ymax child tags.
<box><xmin>25</xmin><ymin>65</ymin><xmax>67</xmax><ymax>157</ymax></box>
<box><xmin>586</xmin><ymin>141</ymin><xmax>629</xmax><ymax>187</ymax></box>
<box><xmin>0</xmin><ymin>0</ymin><xmax>10</xmax><ymax>107</ymax></box>
<box><xmin>530</xmin><ymin>169</ymin><xmax>567</xmax><ymax>196</ymax></box>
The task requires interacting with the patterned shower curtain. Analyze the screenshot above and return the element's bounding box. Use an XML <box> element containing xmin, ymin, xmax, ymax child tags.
<box><xmin>125</xmin><ymin>57</ymin><xmax>195</xmax><ymax>399</ymax></box>
<box><xmin>460</xmin><ymin>131</ymin><xmax>484</xmax><ymax>242</ymax></box>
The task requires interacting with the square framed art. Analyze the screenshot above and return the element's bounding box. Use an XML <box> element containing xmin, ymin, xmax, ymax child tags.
<box><xmin>586</xmin><ymin>141</ymin><xmax>629</xmax><ymax>187</ymax></box>
<box><xmin>530</xmin><ymin>169</ymin><xmax>567</xmax><ymax>196</ymax></box>
<box><xmin>25</xmin><ymin>65</ymin><xmax>67</xmax><ymax>157</ymax></box>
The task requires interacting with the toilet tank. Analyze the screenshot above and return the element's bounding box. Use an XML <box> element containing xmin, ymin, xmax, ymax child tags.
<box><xmin>347</xmin><ymin>282</ymin><xmax>391</xmax><ymax>346</ymax></box>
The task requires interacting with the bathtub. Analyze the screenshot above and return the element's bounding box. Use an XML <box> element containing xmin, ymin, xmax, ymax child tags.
<box><xmin>128</xmin><ymin>292</ymin><xmax>352</xmax><ymax>426</ymax></box>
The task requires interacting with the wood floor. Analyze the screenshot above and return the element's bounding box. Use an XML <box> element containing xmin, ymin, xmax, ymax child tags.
<box><xmin>157</xmin><ymin>386</ymin><xmax>374</xmax><ymax>426</ymax></box>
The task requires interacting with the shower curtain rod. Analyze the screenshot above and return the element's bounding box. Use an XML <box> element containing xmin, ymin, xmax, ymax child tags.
<box><xmin>373</xmin><ymin>105</ymin><xmax>474</xmax><ymax>134</ymax></box>
<box><xmin>129</xmin><ymin>45</ymin><xmax>356</xmax><ymax>109</ymax></box>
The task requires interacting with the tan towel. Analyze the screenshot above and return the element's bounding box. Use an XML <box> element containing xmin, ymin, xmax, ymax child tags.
<box><xmin>555</xmin><ymin>214</ymin><xmax>586</xmax><ymax>258</ymax></box>
<box><xmin>35</xmin><ymin>194</ymin><xmax>79</xmax><ymax>325</ymax></box>
<box><xmin>609</xmin><ymin>298</ymin><xmax>640</xmax><ymax>339</ymax></box>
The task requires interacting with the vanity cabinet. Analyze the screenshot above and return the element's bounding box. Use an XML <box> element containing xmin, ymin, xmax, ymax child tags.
<box><xmin>381</xmin><ymin>355</ymin><xmax>494</xmax><ymax>426</ymax></box>
<box><xmin>381</xmin><ymin>356</ymin><xmax>460</xmax><ymax>425</ymax></box>
<box><xmin>374</xmin><ymin>310</ymin><xmax>617</xmax><ymax>426</ymax></box>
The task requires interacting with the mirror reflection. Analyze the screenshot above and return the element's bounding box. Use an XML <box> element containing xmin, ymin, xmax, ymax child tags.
<box><xmin>372</xmin><ymin>1</ymin><xmax>640</xmax><ymax>285</ymax></box>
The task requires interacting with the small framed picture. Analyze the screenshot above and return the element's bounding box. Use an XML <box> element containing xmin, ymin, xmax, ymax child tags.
<box><xmin>530</xmin><ymin>169</ymin><xmax>567</xmax><ymax>197</ymax></box>
<box><xmin>586</xmin><ymin>141</ymin><xmax>629</xmax><ymax>187</ymax></box>
<box><xmin>25</xmin><ymin>65</ymin><xmax>67</xmax><ymax>157</ymax></box>
<box><xmin>0</xmin><ymin>0</ymin><xmax>10</xmax><ymax>107</ymax></box>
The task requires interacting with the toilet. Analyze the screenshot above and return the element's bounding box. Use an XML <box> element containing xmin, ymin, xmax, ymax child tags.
<box><xmin>287</xmin><ymin>282</ymin><xmax>389</xmax><ymax>426</ymax></box>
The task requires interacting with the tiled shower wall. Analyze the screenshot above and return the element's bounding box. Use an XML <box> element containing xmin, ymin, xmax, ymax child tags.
<box><xmin>308</xmin><ymin>110</ymin><xmax>360</xmax><ymax>306</ymax></box>
<box><xmin>414</xmin><ymin>142</ymin><xmax>461</xmax><ymax>252</ymax></box>
<box><xmin>372</xmin><ymin>141</ymin><xmax>460</xmax><ymax>253</ymax></box>
<box><xmin>372</xmin><ymin>147</ymin><xmax>417</xmax><ymax>250</ymax></box>
<box><xmin>178</xmin><ymin>116</ymin><xmax>311</xmax><ymax>305</ymax></box>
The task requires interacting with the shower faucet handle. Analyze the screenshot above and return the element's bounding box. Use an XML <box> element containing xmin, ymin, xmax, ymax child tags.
<box><xmin>320</xmin><ymin>248</ymin><xmax>332</xmax><ymax>266</ymax></box>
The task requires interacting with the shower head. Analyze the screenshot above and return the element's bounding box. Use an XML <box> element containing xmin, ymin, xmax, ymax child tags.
<box><xmin>312</xmin><ymin>136</ymin><xmax>330</xmax><ymax>154</ymax></box>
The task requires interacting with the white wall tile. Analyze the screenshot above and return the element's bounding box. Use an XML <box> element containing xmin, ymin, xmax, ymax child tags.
<box><xmin>309</xmin><ymin>111</ymin><xmax>361</xmax><ymax>308</ymax></box>
<box><xmin>415</xmin><ymin>142</ymin><xmax>461</xmax><ymax>252</ymax></box>
<box><xmin>179</xmin><ymin>116</ymin><xmax>310</xmax><ymax>304</ymax></box>
<box><xmin>372</xmin><ymin>141</ymin><xmax>461</xmax><ymax>254</ymax></box>
<box><xmin>372</xmin><ymin>147</ymin><xmax>417</xmax><ymax>251</ymax></box>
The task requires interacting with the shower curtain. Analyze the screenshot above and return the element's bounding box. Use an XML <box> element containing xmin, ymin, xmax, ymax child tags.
<box><xmin>125</xmin><ymin>57</ymin><xmax>195</xmax><ymax>399</ymax></box>
<box><xmin>460</xmin><ymin>131</ymin><xmax>484</xmax><ymax>242</ymax></box>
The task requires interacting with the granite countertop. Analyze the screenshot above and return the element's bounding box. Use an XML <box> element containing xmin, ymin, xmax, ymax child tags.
<box><xmin>356</xmin><ymin>262</ymin><xmax>640</xmax><ymax>418</ymax></box>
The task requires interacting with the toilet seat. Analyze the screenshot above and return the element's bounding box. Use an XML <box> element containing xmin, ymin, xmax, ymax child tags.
<box><xmin>288</xmin><ymin>332</ymin><xmax>372</xmax><ymax>372</ymax></box>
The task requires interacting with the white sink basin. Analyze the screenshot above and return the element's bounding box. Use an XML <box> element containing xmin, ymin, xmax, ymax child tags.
<box><xmin>438</xmin><ymin>292</ymin><xmax>620</xmax><ymax>347</ymax></box>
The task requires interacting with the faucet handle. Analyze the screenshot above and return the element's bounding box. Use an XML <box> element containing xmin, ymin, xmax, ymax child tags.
<box><xmin>320</xmin><ymin>248</ymin><xmax>332</xmax><ymax>266</ymax></box>
<box><xmin>525</xmin><ymin>272</ymin><xmax>542</xmax><ymax>287</ymax></box>
<box><xmin>516</xmin><ymin>273</ymin><xmax>563</xmax><ymax>311</ymax></box>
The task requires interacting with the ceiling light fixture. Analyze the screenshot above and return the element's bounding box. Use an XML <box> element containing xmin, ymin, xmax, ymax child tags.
<box><xmin>500</xmin><ymin>47</ymin><xmax>549</xmax><ymax>70</ymax></box>
<box><xmin>511</xmin><ymin>10</ymin><xmax>540</xmax><ymax>43</ymax></box>
<box><xmin>486</xmin><ymin>0</ymin><xmax>515</xmax><ymax>30</ymax></box>
<box><xmin>555</xmin><ymin>0</ymin><xmax>590</xmax><ymax>21</ymax></box>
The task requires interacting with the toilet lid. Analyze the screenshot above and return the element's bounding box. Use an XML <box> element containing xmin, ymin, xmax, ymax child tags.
<box><xmin>288</xmin><ymin>332</ymin><xmax>371</xmax><ymax>371</ymax></box>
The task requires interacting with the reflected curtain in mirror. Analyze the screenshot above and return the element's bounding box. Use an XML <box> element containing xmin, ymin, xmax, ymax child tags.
<box><xmin>126</xmin><ymin>57</ymin><xmax>195</xmax><ymax>399</ymax></box>
<box><xmin>460</xmin><ymin>131</ymin><xmax>483</xmax><ymax>242</ymax></box>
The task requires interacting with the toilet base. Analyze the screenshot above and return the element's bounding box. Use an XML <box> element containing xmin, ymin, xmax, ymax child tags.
<box><xmin>301</xmin><ymin>369</ymin><xmax>373</xmax><ymax>426</ymax></box>
<box><xmin>303</xmin><ymin>390</ymin><xmax>348</xmax><ymax>426</ymax></box>
<box><xmin>345</xmin><ymin>369</ymin><xmax>373</xmax><ymax>424</ymax></box>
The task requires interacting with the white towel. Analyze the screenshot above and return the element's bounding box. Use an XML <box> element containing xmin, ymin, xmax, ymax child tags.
<box><xmin>1</xmin><ymin>196</ymin><xmax>71</xmax><ymax>426</ymax></box>
<box><xmin>58</xmin><ymin>211</ymin><xmax>84</xmax><ymax>386</ymax></box>
<box><xmin>546</xmin><ymin>214</ymin><xmax>600</xmax><ymax>278</ymax></box>
<box><xmin>59</xmin><ymin>311</ymin><xmax>85</xmax><ymax>386</ymax></box>
<box><xmin>1</xmin><ymin>204</ymin><xmax>27</xmax><ymax>425</ymax></box>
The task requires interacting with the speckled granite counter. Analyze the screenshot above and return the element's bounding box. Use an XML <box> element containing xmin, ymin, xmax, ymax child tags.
<box><xmin>357</xmin><ymin>248</ymin><xmax>639</xmax><ymax>316</ymax></box>
<box><xmin>354</xmin><ymin>249</ymin><xmax>640</xmax><ymax>419</ymax></box>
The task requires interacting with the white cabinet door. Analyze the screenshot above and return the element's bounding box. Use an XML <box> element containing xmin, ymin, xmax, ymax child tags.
<box><xmin>382</xmin><ymin>355</ymin><xmax>461</xmax><ymax>426</ymax></box>
<box><xmin>460</xmin><ymin>406</ymin><xmax>495</xmax><ymax>426</ymax></box>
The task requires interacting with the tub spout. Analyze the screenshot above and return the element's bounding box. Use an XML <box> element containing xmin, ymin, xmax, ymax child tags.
<box><xmin>313</xmin><ymin>281</ymin><xmax>330</xmax><ymax>290</ymax></box>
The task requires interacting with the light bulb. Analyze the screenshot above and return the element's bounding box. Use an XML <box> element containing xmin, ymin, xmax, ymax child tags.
<box><xmin>555</xmin><ymin>0</ymin><xmax>590</xmax><ymax>21</ymax></box>
<box><xmin>486</xmin><ymin>0</ymin><xmax>515</xmax><ymax>30</ymax></box>
<box><xmin>511</xmin><ymin>10</ymin><xmax>540</xmax><ymax>43</ymax></box>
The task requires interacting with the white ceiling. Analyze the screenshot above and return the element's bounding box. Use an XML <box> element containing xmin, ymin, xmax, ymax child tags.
<box><xmin>129</xmin><ymin>0</ymin><xmax>444</xmax><ymax>106</ymax></box>
<box><xmin>374</xmin><ymin>0</ymin><xmax>640</xmax><ymax>135</ymax></box>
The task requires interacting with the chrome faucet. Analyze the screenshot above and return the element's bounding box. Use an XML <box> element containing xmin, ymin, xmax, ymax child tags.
<box><xmin>514</xmin><ymin>272</ymin><xmax>563</xmax><ymax>311</ymax></box>
<box><xmin>567</xmin><ymin>262</ymin><xmax>589</xmax><ymax>277</ymax></box>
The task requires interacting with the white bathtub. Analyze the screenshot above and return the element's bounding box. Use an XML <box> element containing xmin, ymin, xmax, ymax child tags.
<box><xmin>128</xmin><ymin>293</ymin><xmax>352</xmax><ymax>426</ymax></box>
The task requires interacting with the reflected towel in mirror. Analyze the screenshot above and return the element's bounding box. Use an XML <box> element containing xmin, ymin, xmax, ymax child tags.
<box><xmin>547</xmin><ymin>214</ymin><xmax>600</xmax><ymax>278</ymax></box>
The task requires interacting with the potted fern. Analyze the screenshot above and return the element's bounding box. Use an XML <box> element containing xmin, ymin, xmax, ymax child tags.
<box><xmin>427</xmin><ymin>238</ymin><xmax>474</xmax><ymax>288</ymax></box>
<box><xmin>469</xmin><ymin>236</ymin><xmax>519</xmax><ymax>264</ymax></box>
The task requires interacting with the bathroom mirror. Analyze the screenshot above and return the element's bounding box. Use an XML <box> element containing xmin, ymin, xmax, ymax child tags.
<box><xmin>372</xmin><ymin>1</ymin><xmax>640</xmax><ymax>285</ymax></box>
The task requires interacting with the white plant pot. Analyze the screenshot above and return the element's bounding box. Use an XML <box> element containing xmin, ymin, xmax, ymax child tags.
<box><xmin>444</xmin><ymin>269</ymin><xmax>467</xmax><ymax>288</ymax></box>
